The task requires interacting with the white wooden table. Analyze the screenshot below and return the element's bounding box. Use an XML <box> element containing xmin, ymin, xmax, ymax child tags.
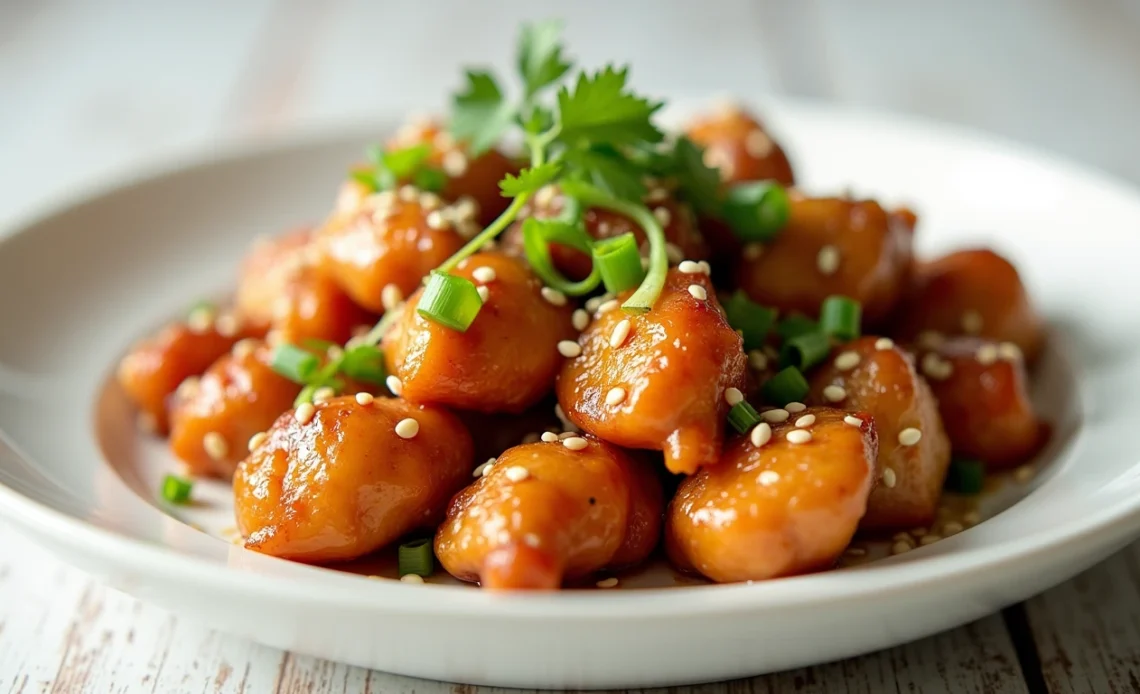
<box><xmin>2</xmin><ymin>2</ymin><xmax>1140</xmax><ymax>691</ymax></box>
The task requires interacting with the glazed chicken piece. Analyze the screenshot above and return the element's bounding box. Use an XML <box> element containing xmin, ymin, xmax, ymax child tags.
<box><xmin>435</xmin><ymin>436</ymin><xmax>663</xmax><ymax>590</ymax></box>
<box><xmin>234</xmin><ymin>228</ymin><xmax>313</xmax><ymax>331</ymax></box>
<box><xmin>500</xmin><ymin>186</ymin><xmax>709</xmax><ymax>280</ymax></box>
<box><xmin>234</xmin><ymin>395</ymin><xmax>473</xmax><ymax>563</ymax></box>
<box><xmin>734</xmin><ymin>196</ymin><xmax>915</xmax><ymax>325</ymax></box>
<box><xmin>556</xmin><ymin>269</ymin><xmax>747</xmax><ymax>474</ymax></box>
<box><xmin>168</xmin><ymin>339</ymin><xmax>301</xmax><ymax>478</ymax></box>
<box><xmin>316</xmin><ymin>188</ymin><xmax>469</xmax><ymax>314</ymax></box>
<box><xmin>916</xmin><ymin>336</ymin><xmax>1045</xmax><ymax>469</ymax></box>
<box><xmin>685</xmin><ymin>103</ymin><xmax>795</xmax><ymax>187</ymax></box>
<box><xmin>667</xmin><ymin>407</ymin><xmax>877</xmax><ymax>583</ymax></box>
<box><xmin>892</xmin><ymin>249</ymin><xmax>1045</xmax><ymax>362</ymax></box>
<box><xmin>117</xmin><ymin>309</ymin><xmax>254</xmax><ymax>434</ymax></box>
<box><xmin>383</xmin><ymin>252</ymin><xmax>576</xmax><ymax>413</ymax></box>
<box><xmin>807</xmin><ymin>336</ymin><xmax>951</xmax><ymax>529</ymax></box>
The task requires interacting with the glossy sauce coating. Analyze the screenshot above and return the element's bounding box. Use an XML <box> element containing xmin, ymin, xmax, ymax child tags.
<box><xmin>685</xmin><ymin>104</ymin><xmax>795</xmax><ymax>187</ymax></box>
<box><xmin>383</xmin><ymin>252</ymin><xmax>576</xmax><ymax>413</ymax></box>
<box><xmin>892</xmin><ymin>249</ymin><xmax>1045</xmax><ymax>361</ymax></box>
<box><xmin>917</xmin><ymin>337</ymin><xmax>1045</xmax><ymax>469</ymax></box>
<box><xmin>316</xmin><ymin>189</ymin><xmax>468</xmax><ymax>313</ymax></box>
<box><xmin>556</xmin><ymin>269</ymin><xmax>747</xmax><ymax>474</ymax></box>
<box><xmin>435</xmin><ymin>437</ymin><xmax>663</xmax><ymax>590</ymax></box>
<box><xmin>168</xmin><ymin>340</ymin><xmax>301</xmax><ymax>478</ymax></box>
<box><xmin>666</xmin><ymin>408</ymin><xmax>877</xmax><ymax>583</ymax></box>
<box><xmin>734</xmin><ymin>197</ymin><xmax>915</xmax><ymax>325</ymax></box>
<box><xmin>234</xmin><ymin>395</ymin><xmax>473</xmax><ymax>563</ymax></box>
<box><xmin>808</xmin><ymin>337</ymin><xmax>951</xmax><ymax>529</ymax></box>
<box><xmin>234</xmin><ymin>229</ymin><xmax>314</xmax><ymax>331</ymax></box>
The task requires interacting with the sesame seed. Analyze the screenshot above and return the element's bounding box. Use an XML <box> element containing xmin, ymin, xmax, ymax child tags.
<box><xmin>247</xmin><ymin>431</ymin><xmax>268</xmax><ymax>452</ymax></box>
<box><xmin>398</xmin><ymin>185</ymin><xmax>418</xmax><ymax>202</ymax></box>
<box><xmin>572</xmin><ymin>309</ymin><xmax>590</xmax><ymax>331</ymax></box>
<box><xmin>558</xmin><ymin>431</ymin><xmax>577</xmax><ymax>440</ymax></box>
<box><xmin>540</xmin><ymin>432</ymin><xmax>559</xmax><ymax>443</ymax></box>
<box><xmin>557</xmin><ymin>340</ymin><xmax>582</xmax><ymax>358</ymax></box>
<box><xmin>596</xmin><ymin>577</ymin><xmax>619</xmax><ymax>589</ymax></box>
<box><xmin>823</xmin><ymin>385</ymin><xmax>847</xmax><ymax>402</ymax></box>
<box><xmin>748</xmin><ymin>350</ymin><xmax>769</xmax><ymax>371</ymax></box>
<box><xmin>998</xmin><ymin>342</ymin><xmax>1023</xmax><ymax>361</ymax></box>
<box><xmin>918</xmin><ymin>331</ymin><xmax>945</xmax><ymax>349</ymax></box>
<box><xmin>454</xmin><ymin>196</ymin><xmax>479</xmax><ymax>221</ymax></box>
<box><xmin>910</xmin><ymin>527</ymin><xmax>928</xmax><ymax>537</ymax></box>
<box><xmin>476</xmin><ymin>286</ymin><xmax>490</xmax><ymax>302</ymax></box>
<box><xmin>400</xmin><ymin>573</ymin><xmax>425</xmax><ymax>584</ymax></box>
<box><xmin>653</xmin><ymin>206</ymin><xmax>672</xmax><ymax>227</ymax></box>
<box><xmin>843</xmin><ymin>415</ymin><xmax>863</xmax><ymax>427</ymax></box>
<box><xmin>976</xmin><ymin>344</ymin><xmax>999</xmax><ymax>366</ymax></box>
<box><xmin>919</xmin><ymin>534</ymin><xmax>942</xmax><ymax>546</ymax></box>
<box><xmin>523</xmin><ymin>532</ymin><xmax>541</xmax><ymax>548</ymax></box>
<box><xmin>795</xmin><ymin>414</ymin><xmax>816</xmax><ymax>428</ymax></box>
<box><xmin>942</xmin><ymin>521</ymin><xmax>964</xmax><ymax>535</ymax></box>
<box><xmin>786</xmin><ymin>429</ymin><xmax>812</xmax><ymax>444</ymax></box>
<box><xmin>326</xmin><ymin>345</ymin><xmax>344</xmax><ymax>361</ymax></box>
<box><xmin>426</xmin><ymin>210</ymin><xmax>447</xmax><ymax>230</ymax></box>
<box><xmin>646</xmin><ymin>187</ymin><xmax>669</xmax><ymax>202</ymax></box>
<box><xmin>898</xmin><ymin>428</ymin><xmax>922</xmax><ymax>446</ymax></box>
<box><xmin>585</xmin><ymin>296</ymin><xmax>603</xmax><ymax>312</ymax></box>
<box><xmin>473</xmin><ymin>458</ymin><xmax>496</xmax><ymax>477</ymax></box>
<box><xmin>597</xmin><ymin>299</ymin><xmax>620</xmax><ymax>314</ymax></box>
<box><xmin>784</xmin><ymin>401</ymin><xmax>806</xmax><ymax>413</ymax></box>
<box><xmin>295</xmin><ymin>403</ymin><xmax>316</xmax><ymax>425</ymax></box>
<box><xmin>750</xmin><ymin>422</ymin><xmax>773</xmax><ymax>447</ymax></box>
<box><xmin>505</xmin><ymin>466</ymin><xmax>530</xmax><ymax>482</ymax></box>
<box><xmin>563</xmin><ymin>436</ymin><xmax>589</xmax><ymax>451</ymax></box>
<box><xmin>605</xmin><ymin>387</ymin><xmax>627</xmax><ymax>406</ymax></box>
<box><xmin>883</xmin><ymin>467</ymin><xmax>898</xmax><ymax>488</ymax></box>
<box><xmin>215</xmin><ymin>313</ymin><xmax>239</xmax><ymax>337</ymax></box>
<box><xmin>381</xmin><ymin>284</ymin><xmax>403</xmax><ymax>311</ymax></box>
<box><xmin>892</xmin><ymin>532</ymin><xmax>913</xmax><ymax>543</ymax></box>
<box><xmin>761</xmin><ymin>408</ymin><xmax>790</xmax><ymax>423</ymax></box>
<box><xmin>1014</xmin><ymin>465</ymin><xmax>1035</xmax><ymax>482</ymax></box>
<box><xmin>698</xmin><ymin>260</ymin><xmax>712</xmax><ymax>274</ymax></box>
<box><xmin>744</xmin><ymin>129</ymin><xmax>774</xmax><ymax>157</ymax></box>
<box><xmin>724</xmin><ymin>387</ymin><xmax>744</xmax><ymax>406</ymax></box>
<box><xmin>541</xmin><ymin>287</ymin><xmax>567</xmax><ymax>306</ymax></box>
<box><xmin>355</xmin><ymin>392</ymin><xmax>374</xmax><ymax>406</ymax></box>
<box><xmin>312</xmin><ymin>386</ymin><xmax>336</xmax><ymax>404</ymax></box>
<box><xmin>666</xmin><ymin>243</ymin><xmax>684</xmax><ymax>264</ymax></box>
<box><xmin>758</xmin><ymin>469</ymin><xmax>780</xmax><ymax>485</ymax></box>
<box><xmin>610</xmin><ymin>319</ymin><xmax>632</xmax><ymax>348</ymax></box>
<box><xmin>232</xmin><ymin>338</ymin><xmax>258</xmax><ymax>360</ymax></box>
<box><xmin>834</xmin><ymin>351</ymin><xmax>861</xmax><ymax>371</ymax></box>
<box><xmin>845</xmin><ymin>547</ymin><xmax>867</xmax><ymax>557</ymax></box>
<box><xmin>963</xmin><ymin>511</ymin><xmax>981</xmax><ymax>526</ymax></box>
<box><xmin>687</xmin><ymin>284</ymin><xmax>708</xmax><ymax>300</ymax></box>
<box><xmin>187</xmin><ymin>307</ymin><xmax>215</xmax><ymax>334</ymax></box>
<box><xmin>534</xmin><ymin>185</ymin><xmax>558</xmax><ymax>208</ymax></box>
<box><xmin>385</xmin><ymin>375</ymin><xmax>403</xmax><ymax>396</ymax></box>
<box><xmin>743</xmin><ymin>243</ymin><xmax>764</xmax><ymax>261</ymax></box>
<box><xmin>442</xmin><ymin>150</ymin><xmax>468</xmax><ymax>177</ymax></box>
<box><xmin>921</xmin><ymin>352</ymin><xmax>954</xmax><ymax>381</ymax></box>
<box><xmin>395</xmin><ymin>418</ymin><xmax>420</xmax><ymax>439</ymax></box>
<box><xmin>202</xmin><ymin>432</ymin><xmax>228</xmax><ymax>460</ymax></box>
<box><xmin>176</xmin><ymin>376</ymin><xmax>200</xmax><ymax>399</ymax></box>
<box><xmin>874</xmin><ymin>337</ymin><xmax>894</xmax><ymax>351</ymax></box>
<box><xmin>418</xmin><ymin>192</ymin><xmax>442</xmax><ymax>211</ymax></box>
<box><xmin>816</xmin><ymin>245</ymin><xmax>841</xmax><ymax>275</ymax></box>
<box><xmin>678</xmin><ymin>260</ymin><xmax>705</xmax><ymax>274</ymax></box>
<box><xmin>961</xmin><ymin>310</ymin><xmax>984</xmax><ymax>335</ymax></box>
<box><xmin>891</xmin><ymin>541</ymin><xmax>912</xmax><ymax>555</ymax></box>
<box><xmin>703</xmin><ymin>147</ymin><xmax>736</xmax><ymax>179</ymax></box>
<box><xmin>472</xmin><ymin>266</ymin><xmax>496</xmax><ymax>283</ymax></box>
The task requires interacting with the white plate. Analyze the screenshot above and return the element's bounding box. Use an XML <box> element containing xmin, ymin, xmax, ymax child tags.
<box><xmin>1</xmin><ymin>99</ymin><xmax>1139</xmax><ymax>690</ymax></box>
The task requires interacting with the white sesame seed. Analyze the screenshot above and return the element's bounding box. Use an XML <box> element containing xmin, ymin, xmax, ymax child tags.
<box><xmin>610</xmin><ymin>319</ymin><xmax>632</xmax><ymax>348</ymax></box>
<box><xmin>562</xmin><ymin>436</ymin><xmax>589</xmax><ymax>451</ymax></box>
<box><xmin>964</xmin><ymin>511</ymin><xmax>981</xmax><ymax>525</ymax></box>
<box><xmin>795</xmin><ymin>414</ymin><xmax>816</xmax><ymax>428</ymax></box>
<box><xmin>918</xmin><ymin>534</ymin><xmax>941</xmax><ymax>546</ymax></box>
<box><xmin>724</xmin><ymin>387</ymin><xmax>744</xmax><ymax>406</ymax></box>
<box><xmin>381</xmin><ymin>284</ymin><xmax>403</xmax><ymax>311</ymax></box>
<box><xmin>917</xmin><ymin>331</ymin><xmax>945</xmax><ymax>349</ymax></box>
<box><xmin>557</xmin><ymin>340</ymin><xmax>582</xmax><ymax>358</ymax></box>
<box><xmin>882</xmin><ymin>467</ymin><xmax>898</xmax><ymax>488</ymax></box>
<box><xmin>678</xmin><ymin>260</ymin><xmax>705</xmax><ymax>274</ymax></box>
<box><xmin>312</xmin><ymin>386</ymin><xmax>336</xmax><ymax>404</ymax></box>
<box><xmin>893</xmin><ymin>532</ymin><xmax>913</xmax><ymax>543</ymax></box>
<box><xmin>541</xmin><ymin>287</ymin><xmax>567</xmax><ymax>306</ymax></box>
<box><xmin>215</xmin><ymin>313</ymin><xmax>239</xmax><ymax>337</ymax></box>
<box><xmin>505</xmin><ymin>466</ymin><xmax>530</xmax><ymax>482</ymax></box>
<box><xmin>523</xmin><ymin>532</ymin><xmax>541</xmax><ymax>548</ymax></box>
<box><xmin>834</xmin><ymin>351</ymin><xmax>861</xmax><ymax>371</ymax></box>
<box><xmin>558</xmin><ymin>431</ymin><xmax>577</xmax><ymax>440</ymax></box>
<box><xmin>597</xmin><ymin>299</ymin><xmax>620</xmax><ymax>314</ymax></box>
<box><xmin>891</xmin><ymin>540</ymin><xmax>911</xmax><ymax>555</ymax></box>
<box><xmin>976</xmin><ymin>344</ymin><xmax>999</xmax><ymax>366</ymax></box>
<box><xmin>247</xmin><ymin>431</ymin><xmax>268</xmax><ymax>452</ymax></box>
<box><xmin>998</xmin><ymin>342</ymin><xmax>1023</xmax><ymax>362</ymax></box>
<box><xmin>605</xmin><ymin>387</ymin><xmax>627</xmax><ymax>406</ymax></box>
<box><xmin>823</xmin><ymin>385</ymin><xmax>847</xmax><ymax>402</ymax></box>
<box><xmin>541</xmin><ymin>432</ymin><xmax>559</xmax><ymax>443</ymax></box>
<box><xmin>666</xmin><ymin>243</ymin><xmax>684</xmax><ymax>264</ymax></box>
<box><xmin>898</xmin><ymin>428</ymin><xmax>922</xmax><ymax>446</ymax></box>
<box><xmin>426</xmin><ymin>210</ymin><xmax>447</xmax><ymax>230</ymax></box>
<box><xmin>175</xmin><ymin>376</ymin><xmax>200</xmax><ymax>399</ymax></box>
<box><xmin>743</xmin><ymin>243</ymin><xmax>764</xmax><ymax>261</ymax></box>
<box><xmin>653</xmin><ymin>206</ymin><xmax>672</xmax><ymax>227</ymax></box>
<box><xmin>758</xmin><ymin>469</ymin><xmax>780</xmax><ymax>485</ymax></box>
<box><xmin>442</xmin><ymin>150</ymin><xmax>468</xmax><ymax>177</ymax></box>
<box><xmin>750</xmin><ymin>422</ymin><xmax>772</xmax><ymax>448</ymax></box>
<box><xmin>921</xmin><ymin>352</ymin><xmax>954</xmax><ymax>381</ymax></box>
<box><xmin>786</xmin><ymin>429</ymin><xmax>812</xmax><ymax>444</ymax></box>
<box><xmin>784</xmin><ymin>401</ymin><xmax>806</xmax><ymax>413</ymax></box>
<box><xmin>646</xmin><ymin>186</ymin><xmax>669</xmax><ymax>202</ymax></box>
<box><xmin>398</xmin><ymin>185</ymin><xmax>418</xmax><ymax>202</ymax></box>
<box><xmin>961</xmin><ymin>310</ymin><xmax>984</xmax><ymax>335</ymax></box>
<box><xmin>187</xmin><ymin>307</ymin><xmax>215</xmax><ymax>334</ymax></box>
<box><xmin>748</xmin><ymin>350</ymin><xmax>769</xmax><ymax>371</ymax></box>
<box><xmin>874</xmin><ymin>337</ymin><xmax>895</xmax><ymax>351</ymax></box>
<box><xmin>472</xmin><ymin>460</ymin><xmax>492</xmax><ymax>477</ymax></box>
<box><xmin>355</xmin><ymin>392</ymin><xmax>374</xmax><ymax>406</ymax></box>
<box><xmin>572</xmin><ymin>309</ymin><xmax>590</xmax><ymax>331</ymax></box>
<box><xmin>843</xmin><ymin>415</ymin><xmax>863</xmax><ymax>428</ymax></box>
<box><xmin>203</xmin><ymin>431</ymin><xmax>228</xmax><ymax>460</ymax></box>
<box><xmin>845</xmin><ymin>547</ymin><xmax>867</xmax><ymax>557</ymax></box>
<box><xmin>418</xmin><ymin>192</ymin><xmax>442</xmax><ymax>211</ymax></box>
<box><xmin>596</xmin><ymin>577</ymin><xmax>620</xmax><ymax>589</ymax></box>
<box><xmin>687</xmin><ymin>284</ymin><xmax>708</xmax><ymax>300</ymax></box>
<box><xmin>395</xmin><ymin>418</ymin><xmax>420</xmax><ymax>439</ymax></box>
<box><xmin>942</xmin><ymin>521</ymin><xmax>964</xmax><ymax>535</ymax></box>
<box><xmin>761</xmin><ymin>408</ymin><xmax>790</xmax><ymax>423</ymax></box>
<box><xmin>1015</xmin><ymin>465</ymin><xmax>1035</xmax><ymax>483</ymax></box>
<box><xmin>295</xmin><ymin>403</ymin><xmax>316</xmax><ymax>425</ymax></box>
<box><xmin>744</xmin><ymin>129</ymin><xmax>774</xmax><ymax>158</ymax></box>
<box><xmin>326</xmin><ymin>345</ymin><xmax>344</xmax><ymax>361</ymax></box>
<box><xmin>400</xmin><ymin>573</ymin><xmax>425</xmax><ymax>584</ymax></box>
<box><xmin>910</xmin><ymin>527</ymin><xmax>928</xmax><ymax>538</ymax></box>
<box><xmin>472</xmin><ymin>266</ymin><xmax>497</xmax><ymax>283</ymax></box>
<box><xmin>816</xmin><ymin>245</ymin><xmax>841</xmax><ymax>275</ymax></box>
<box><xmin>476</xmin><ymin>285</ymin><xmax>490</xmax><ymax>302</ymax></box>
<box><xmin>698</xmin><ymin>260</ymin><xmax>712</xmax><ymax>275</ymax></box>
<box><xmin>231</xmin><ymin>338</ymin><xmax>257</xmax><ymax>360</ymax></box>
<box><xmin>385</xmin><ymin>375</ymin><xmax>403</xmax><ymax>396</ymax></box>
<box><xmin>534</xmin><ymin>184</ymin><xmax>558</xmax><ymax>208</ymax></box>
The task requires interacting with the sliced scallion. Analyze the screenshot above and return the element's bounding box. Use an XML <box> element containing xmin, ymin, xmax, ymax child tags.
<box><xmin>520</xmin><ymin>216</ymin><xmax>602</xmax><ymax>296</ymax></box>
<box><xmin>723</xmin><ymin>291</ymin><xmax>776</xmax><ymax>350</ymax></box>
<box><xmin>721</xmin><ymin>181</ymin><xmax>791</xmax><ymax>242</ymax></box>
<box><xmin>820</xmin><ymin>295</ymin><xmax>862</xmax><ymax>341</ymax></box>
<box><xmin>341</xmin><ymin>344</ymin><xmax>387</xmax><ymax>385</ymax></box>
<box><xmin>761</xmin><ymin>366</ymin><xmax>810</xmax><ymax>405</ymax></box>
<box><xmin>593</xmin><ymin>233</ymin><xmax>645</xmax><ymax>294</ymax></box>
<box><xmin>161</xmin><ymin>474</ymin><xmax>193</xmax><ymax>504</ymax></box>
<box><xmin>271</xmin><ymin>344</ymin><xmax>320</xmax><ymax>384</ymax></box>
<box><xmin>779</xmin><ymin>330</ymin><xmax>831</xmax><ymax>371</ymax></box>
<box><xmin>398</xmin><ymin>537</ymin><xmax>435</xmax><ymax>577</ymax></box>
<box><xmin>727</xmin><ymin>400</ymin><xmax>762</xmax><ymax>434</ymax></box>
<box><xmin>417</xmin><ymin>271</ymin><xmax>484</xmax><ymax>332</ymax></box>
<box><xmin>945</xmin><ymin>458</ymin><xmax>985</xmax><ymax>495</ymax></box>
<box><xmin>776</xmin><ymin>314</ymin><xmax>818</xmax><ymax>342</ymax></box>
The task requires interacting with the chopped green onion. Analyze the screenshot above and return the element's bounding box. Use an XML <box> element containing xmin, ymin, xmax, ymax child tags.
<box><xmin>721</xmin><ymin>181</ymin><xmax>791</xmax><ymax>242</ymax></box>
<box><xmin>727</xmin><ymin>401</ymin><xmax>762</xmax><ymax>434</ymax></box>
<box><xmin>520</xmin><ymin>216</ymin><xmax>602</xmax><ymax>296</ymax></box>
<box><xmin>820</xmin><ymin>296</ymin><xmax>862</xmax><ymax>341</ymax></box>
<box><xmin>417</xmin><ymin>271</ymin><xmax>485</xmax><ymax>332</ymax></box>
<box><xmin>413</xmin><ymin>166</ymin><xmax>448</xmax><ymax>192</ymax></box>
<box><xmin>294</xmin><ymin>383</ymin><xmax>319</xmax><ymax>408</ymax></box>
<box><xmin>761</xmin><ymin>366</ymin><xmax>810</xmax><ymax>405</ymax></box>
<box><xmin>160</xmin><ymin>474</ymin><xmax>193</xmax><ymax>504</ymax></box>
<box><xmin>341</xmin><ymin>344</ymin><xmax>387</xmax><ymax>385</ymax></box>
<box><xmin>776</xmin><ymin>314</ymin><xmax>818</xmax><ymax>342</ymax></box>
<box><xmin>271</xmin><ymin>344</ymin><xmax>320</xmax><ymax>384</ymax></box>
<box><xmin>398</xmin><ymin>537</ymin><xmax>435</xmax><ymax>577</ymax></box>
<box><xmin>593</xmin><ymin>233</ymin><xmax>645</xmax><ymax>294</ymax></box>
<box><xmin>779</xmin><ymin>330</ymin><xmax>831</xmax><ymax>371</ymax></box>
<box><xmin>945</xmin><ymin>458</ymin><xmax>985</xmax><ymax>495</ymax></box>
<box><xmin>723</xmin><ymin>291</ymin><xmax>776</xmax><ymax>350</ymax></box>
<box><xmin>302</xmin><ymin>338</ymin><xmax>338</xmax><ymax>352</ymax></box>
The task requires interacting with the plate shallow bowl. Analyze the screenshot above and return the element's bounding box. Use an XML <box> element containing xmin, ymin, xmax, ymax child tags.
<box><xmin>2</xmin><ymin>99</ymin><xmax>1140</xmax><ymax>689</ymax></box>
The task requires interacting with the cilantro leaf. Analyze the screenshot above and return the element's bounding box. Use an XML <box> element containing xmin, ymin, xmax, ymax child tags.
<box><xmin>382</xmin><ymin>143</ymin><xmax>432</xmax><ymax>178</ymax></box>
<box><xmin>518</xmin><ymin>20</ymin><xmax>572</xmax><ymax>98</ymax></box>
<box><xmin>556</xmin><ymin>66</ymin><xmax>664</xmax><ymax>148</ymax></box>
<box><xmin>450</xmin><ymin>70</ymin><xmax>517</xmax><ymax>156</ymax></box>
<box><xmin>499</xmin><ymin>162</ymin><xmax>562</xmax><ymax>198</ymax></box>
<box><xmin>671</xmin><ymin>137</ymin><xmax>723</xmax><ymax>216</ymax></box>
<box><xmin>562</xmin><ymin>145</ymin><xmax>647</xmax><ymax>202</ymax></box>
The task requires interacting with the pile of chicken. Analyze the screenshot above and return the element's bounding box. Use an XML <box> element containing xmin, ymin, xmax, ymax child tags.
<box><xmin>118</xmin><ymin>107</ymin><xmax>1047</xmax><ymax>589</ymax></box>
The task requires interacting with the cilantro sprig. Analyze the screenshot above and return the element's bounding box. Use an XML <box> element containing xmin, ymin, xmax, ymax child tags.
<box><xmin>352</xmin><ymin>143</ymin><xmax>447</xmax><ymax>194</ymax></box>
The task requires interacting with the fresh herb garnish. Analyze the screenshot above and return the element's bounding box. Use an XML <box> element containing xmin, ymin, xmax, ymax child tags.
<box><xmin>270</xmin><ymin>341</ymin><xmax>389</xmax><ymax>407</ymax></box>
<box><xmin>352</xmin><ymin>143</ymin><xmax>447</xmax><ymax>194</ymax></box>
